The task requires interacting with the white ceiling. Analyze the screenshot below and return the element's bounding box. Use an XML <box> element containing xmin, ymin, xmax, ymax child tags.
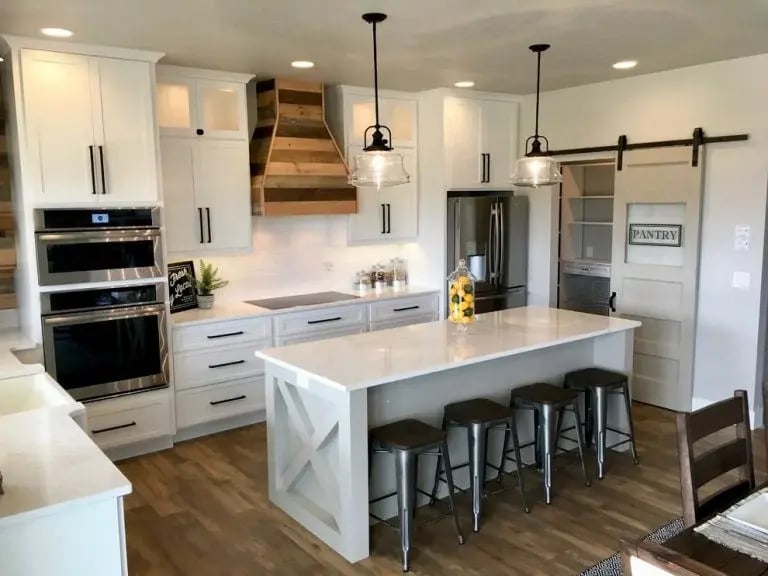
<box><xmin>2</xmin><ymin>0</ymin><xmax>768</xmax><ymax>93</ymax></box>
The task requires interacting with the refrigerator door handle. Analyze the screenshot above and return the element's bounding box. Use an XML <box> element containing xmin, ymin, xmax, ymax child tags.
<box><xmin>497</xmin><ymin>200</ymin><xmax>505</xmax><ymax>285</ymax></box>
<box><xmin>488</xmin><ymin>204</ymin><xmax>497</xmax><ymax>284</ymax></box>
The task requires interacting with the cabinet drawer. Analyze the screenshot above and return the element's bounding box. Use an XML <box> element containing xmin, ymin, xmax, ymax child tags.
<box><xmin>273</xmin><ymin>304</ymin><xmax>366</xmax><ymax>337</ymax></box>
<box><xmin>175</xmin><ymin>344</ymin><xmax>266</xmax><ymax>390</ymax></box>
<box><xmin>86</xmin><ymin>391</ymin><xmax>172</xmax><ymax>451</ymax></box>
<box><xmin>370</xmin><ymin>313</ymin><xmax>438</xmax><ymax>332</ymax></box>
<box><xmin>562</xmin><ymin>261</ymin><xmax>611</xmax><ymax>278</ymax></box>
<box><xmin>176</xmin><ymin>377</ymin><xmax>265</xmax><ymax>429</ymax></box>
<box><xmin>369</xmin><ymin>294</ymin><xmax>439</xmax><ymax>323</ymax></box>
<box><xmin>275</xmin><ymin>324</ymin><xmax>366</xmax><ymax>347</ymax></box>
<box><xmin>173</xmin><ymin>317</ymin><xmax>271</xmax><ymax>352</ymax></box>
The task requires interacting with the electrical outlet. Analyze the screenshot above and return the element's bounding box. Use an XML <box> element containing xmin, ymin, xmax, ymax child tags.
<box><xmin>324</xmin><ymin>261</ymin><xmax>334</xmax><ymax>273</ymax></box>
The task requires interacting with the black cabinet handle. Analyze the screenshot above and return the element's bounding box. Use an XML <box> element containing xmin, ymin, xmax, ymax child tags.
<box><xmin>206</xmin><ymin>331</ymin><xmax>244</xmax><ymax>340</ymax></box>
<box><xmin>386</xmin><ymin>203</ymin><xmax>391</xmax><ymax>234</ymax></box>
<box><xmin>480</xmin><ymin>153</ymin><xmax>486</xmax><ymax>183</ymax></box>
<box><xmin>381</xmin><ymin>203</ymin><xmax>386</xmax><ymax>234</ymax></box>
<box><xmin>88</xmin><ymin>146</ymin><xmax>97</xmax><ymax>194</ymax></box>
<box><xmin>208</xmin><ymin>359</ymin><xmax>246</xmax><ymax>369</ymax></box>
<box><xmin>609</xmin><ymin>291</ymin><xmax>617</xmax><ymax>313</ymax></box>
<box><xmin>196</xmin><ymin>128</ymin><xmax>205</xmax><ymax>136</ymax></box>
<box><xmin>92</xmin><ymin>421</ymin><xmax>136</xmax><ymax>435</ymax></box>
<box><xmin>206</xmin><ymin>207</ymin><xmax>212</xmax><ymax>243</ymax></box>
<box><xmin>198</xmin><ymin>207</ymin><xmax>204</xmax><ymax>243</ymax></box>
<box><xmin>98</xmin><ymin>145</ymin><xmax>107</xmax><ymax>194</ymax></box>
<box><xmin>393</xmin><ymin>305</ymin><xmax>420</xmax><ymax>312</ymax></box>
<box><xmin>210</xmin><ymin>395</ymin><xmax>246</xmax><ymax>406</ymax></box>
<box><xmin>486</xmin><ymin>153</ymin><xmax>491</xmax><ymax>183</ymax></box>
<box><xmin>307</xmin><ymin>316</ymin><xmax>342</xmax><ymax>325</ymax></box>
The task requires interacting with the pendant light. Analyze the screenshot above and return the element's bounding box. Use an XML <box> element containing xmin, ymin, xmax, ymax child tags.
<box><xmin>511</xmin><ymin>44</ymin><xmax>562</xmax><ymax>188</ymax></box>
<box><xmin>348</xmin><ymin>13</ymin><xmax>410</xmax><ymax>188</ymax></box>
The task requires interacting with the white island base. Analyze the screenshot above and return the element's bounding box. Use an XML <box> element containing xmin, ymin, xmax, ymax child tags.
<box><xmin>256</xmin><ymin>307</ymin><xmax>640</xmax><ymax>563</ymax></box>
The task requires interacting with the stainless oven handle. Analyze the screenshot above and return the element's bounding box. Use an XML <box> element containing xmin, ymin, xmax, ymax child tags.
<box><xmin>36</xmin><ymin>229</ymin><xmax>161</xmax><ymax>242</ymax></box>
<box><xmin>42</xmin><ymin>303</ymin><xmax>166</xmax><ymax>326</ymax></box>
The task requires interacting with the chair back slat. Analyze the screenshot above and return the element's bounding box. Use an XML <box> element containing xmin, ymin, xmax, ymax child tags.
<box><xmin>676</xmin><ymin>390</ymin><xmax>755</xmax><ymax>527</ymax></box>
<box><xmin>692</xmin><ymin>438</ymin><xmax>749</xmax><ymax>488</ymax></box>
<box><xmin>688</xmin><ymin>396</ymin><xmax>744</xmax><ymax>441</ymax></box>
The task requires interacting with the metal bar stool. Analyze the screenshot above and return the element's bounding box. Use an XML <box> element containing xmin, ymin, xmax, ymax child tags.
<box><xmin>369</xmin><ymin>419</ymin><xmax>464</xmax><ymax>572</ymax></box>
<box><xmin>502</xmin><ymin>383</ymin><xmax>590</xmax><ymax>504</ymax></box>
<box><xmin>563</xmin><ymin>367</ymin><xmax>639</xmax><ymax>479</ymax></box>
<box><xmin>429</xmin><ymin>398</ymin><xmax>529</xmax><ymax>533</ymax></box>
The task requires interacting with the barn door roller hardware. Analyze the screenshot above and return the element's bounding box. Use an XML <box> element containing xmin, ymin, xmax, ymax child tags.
<box><xmin>548</xmin><ymin>128</ymin><xmax>749</xmax><ymax>170</ymax></box>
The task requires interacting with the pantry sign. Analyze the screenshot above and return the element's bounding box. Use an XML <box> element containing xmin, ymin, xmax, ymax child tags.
<box><xmin>628</xmin><ymin>224</ymin><xmax>682</xmax><ymax>247</ymax></box>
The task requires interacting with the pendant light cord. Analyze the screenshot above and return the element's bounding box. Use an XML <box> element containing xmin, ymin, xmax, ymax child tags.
<box><xmin>372</xmin><ymin>20</ymin><xmax>381</xmax><ymax>129</ymax></box>
<box><xmin>534</xmin><ymin>49</ymin><xmax>541</xmax><ymax>139</ymax></box>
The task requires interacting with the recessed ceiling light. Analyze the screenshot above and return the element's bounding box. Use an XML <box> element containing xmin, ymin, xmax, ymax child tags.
<box><xmin>613</xmin><ymin>60</ymin><xmax>637</xmax><ymax>70</ymax></box>
<box><xmin>291</xmin><ymin>60</ymin><xmax>315</xmax><ymax>69</ymax></box>
<box><xmin>40</xmin><ymin>27</ymin><xmax>74</xmax><ymax>38</ymax></box>
<box><xmin>454</xmin><ymin>81</ymin><xmax>475</xmax><ymax>88</ymax></box>
<box><xmin>0</xmin><ymin>57</ymin><xmax>4</xmax><ymax>63</ymax></box>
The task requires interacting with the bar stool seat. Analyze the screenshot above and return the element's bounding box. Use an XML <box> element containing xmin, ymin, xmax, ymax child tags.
<box><xmin>563</xmin><ymin>367</ymin><xmax>639</xmax><ymax>479</ymax></box>
<box><xmin>369</xmin><ymin>419</ymin><xmax>463</xmax><ymax>572</ymax></box>
<box><xmin>505</xmin><ymin>383</ymin><xmax>590</xmax><ymax>504</ymax></box>
<box><xmin>431</xmin><ymin>397</ymin><xmax>529</xmax><ymax>533</ymax></box>
<box><xmin>513</xmin><ymin>382</ymin><xmax>579</xmax><ymax>405</ymax></box>
<box><xmin>372</xmin><ymin>419</ymin><xmax>446</xmax><ymax>451</ymax></box>
<box><xmin>444</xmin><ymin>398</ymin><xmax>515</xmax><ymax>424</ymax></box>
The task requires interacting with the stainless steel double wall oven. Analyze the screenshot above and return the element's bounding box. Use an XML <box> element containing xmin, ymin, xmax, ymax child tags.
<box><xmin>35</xmin><ymin>208</ymin><xmax>169</xmax><ymax>402</ymax></box>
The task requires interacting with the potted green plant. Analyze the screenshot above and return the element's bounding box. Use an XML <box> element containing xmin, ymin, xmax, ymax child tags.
<box><xmin>196</xmin><ymin>259</ymin><xmax>228</xmax><ymax>309</ymax></box>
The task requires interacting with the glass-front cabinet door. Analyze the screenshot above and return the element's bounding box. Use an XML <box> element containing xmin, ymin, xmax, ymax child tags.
<box><xmin>157</xmin><ymin>77</ymin><xmax>196</xmax><ymax>136</ymax></box>
<box><xmin>347</xmin><ymin>94</ymin><xmax>417</xmax><ymax>150</ymax></box>
<box><xmin>196</xmin><ymin>80</ymin><xmax>248</xmax><ymax>139</ymax></box>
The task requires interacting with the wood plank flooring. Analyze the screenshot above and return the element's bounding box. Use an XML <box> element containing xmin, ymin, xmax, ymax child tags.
<box><xmin>119</xmin><ymin>404</ymin><xmax>767</xmax><ymax>576</ymax></box>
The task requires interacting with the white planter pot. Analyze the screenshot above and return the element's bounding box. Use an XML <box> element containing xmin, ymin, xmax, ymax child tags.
<box><xmin>198</xmin><ymin>294</ymin><xmax>214</xmax><ymax>309</ymax></box>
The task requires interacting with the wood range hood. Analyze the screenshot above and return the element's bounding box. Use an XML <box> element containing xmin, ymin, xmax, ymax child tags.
<box><xmin>250</xmin><ymin>79</ymin><xmax>357</xmax><ymax>216</ymax></box>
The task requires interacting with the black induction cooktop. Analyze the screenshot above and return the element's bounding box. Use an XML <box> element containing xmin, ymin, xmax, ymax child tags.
<box><xmin>246</xmin><ymin>291</ymin><xmax>359</xmax><ymax>310</ymax></box>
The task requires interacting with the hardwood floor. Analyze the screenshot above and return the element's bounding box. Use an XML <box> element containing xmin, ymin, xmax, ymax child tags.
<box><xmin>119</xmin><ymin>404</ymin><xmax>767</xmax><ymax>576</ymax></box>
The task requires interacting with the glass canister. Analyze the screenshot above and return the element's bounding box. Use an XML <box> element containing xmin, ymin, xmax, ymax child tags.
<box><xmin>374</xmin><ymin>263</ymin><xmax>388</xmax><ymax>290</ymax></box>
<box><xmin>447</xmin><ymin>259</ymin><xmax>476</xmax><ymax>327</ymax></box>
<box><xmin>392</xmin><ymin>257</ymin><xmax>408</xmax><ymax>288</ymax></box>
<box><xmin>353</xmin><ymin>270</ymin><xmax>372</xmax><ymax>293</ymax></box>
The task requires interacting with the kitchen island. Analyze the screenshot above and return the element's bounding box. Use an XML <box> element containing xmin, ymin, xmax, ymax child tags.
<box><xmin>255</xmin><ymin>306</ymin><xmax>640</xmax><ymax>563</ymax></box>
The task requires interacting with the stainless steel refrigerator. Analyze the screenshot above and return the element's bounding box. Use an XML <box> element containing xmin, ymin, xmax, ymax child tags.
<box><xmin>447</xmin><ymin>191</ymin><xmax>528</xmax><ymax>314</ymax></box>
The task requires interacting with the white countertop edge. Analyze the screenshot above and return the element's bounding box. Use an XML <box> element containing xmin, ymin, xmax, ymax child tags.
<box><xmin>171</xmin><ymin>286</ymin><xmax>440</xmax><ymax>327</ymax></box>
<box><xmin>254</xmin><ymin>319</ymin><xmax>641</xmax><ymax>393</ymax></box>
<box><xmin>0</xmin><ymin>482</ymin><xmax>132</xmax><ymax>529</ymax></box>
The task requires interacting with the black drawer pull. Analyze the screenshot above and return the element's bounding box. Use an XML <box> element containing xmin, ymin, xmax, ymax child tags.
<box><xmin>210</xmin><ymin>395</ymin><xmax>247</xmax><ymax>406</ymax></box>
<box><xmin>208</xmin><ymin>360</ymin><xmax>246</xmax><ymax>369</ymax></box>
<box><xmin>307</xmin><ymin>316</ymin><xmax>342</xmax><ymax>325</ymax></box>
<box><xmin>206</xmin><ymin>331</ymin><xmax>245</xmax><ymax>340</ymax></box>
<box><xmin>393</xmin><ymin>305</ymin><xmax>420</xmax><ymax>312</ymax></box>
<box><xmin>92</xmin><ymin>421</ymin><xmax>137</xmax><ymax>435</ymax></box>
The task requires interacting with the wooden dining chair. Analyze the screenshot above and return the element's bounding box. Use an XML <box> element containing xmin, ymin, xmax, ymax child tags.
<box><xmin>676</xmin><ymin>390</ymin><xmax>755</xmax><ymax>527</ymax></box>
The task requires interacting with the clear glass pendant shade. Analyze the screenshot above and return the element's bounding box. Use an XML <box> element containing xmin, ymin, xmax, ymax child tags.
<box><xmin>348</xmin><ymin>150</ymin><xmax>410</xmax><ymax>188</ymax></box>
<box><xmin>511</xmin><ymin>155</ymin><xmax>562</xmax><ymax>188</ymax></box>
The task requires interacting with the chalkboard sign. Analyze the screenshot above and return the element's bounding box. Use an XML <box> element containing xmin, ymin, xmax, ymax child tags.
<box><xmin>168</xmin><ymin>261</ymin><xmax>198</xmax><ymax>313</ymax></box>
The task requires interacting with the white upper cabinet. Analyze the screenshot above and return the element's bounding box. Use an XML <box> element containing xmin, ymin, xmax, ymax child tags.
<box><xmin>347</xmin><ymin>94</ymin><xmax>418</xmax><ymax>150</ymax></box>
<box><xmin>157</xmin><ymin>66</ymin><xmax>253</xmax><ymax>253</ymax></box>
<box><xmin>19</xmin><ymin>49</ymin><xmax>160</xmax><ymax>204</ymax></box>
<box><xmin>445</xmin><ymin>96</ymin><xmax>518</xmax><ymax>189</ymax></box>
<box><xmin>157</xmin><ymin>66</ymin><xmax>252</xmax><ymax>140</ymax></box>
<box><xmin>93</xmin><ymin>57</ymin><xmax>159</xmax><ymax>203</ymax></box>
<box><xmin>348</xmin><ymin>147</ymin><xmax>417</xmax><ymax>243</ymax></box>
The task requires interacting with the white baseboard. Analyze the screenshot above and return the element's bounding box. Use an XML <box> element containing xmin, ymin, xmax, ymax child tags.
<box><xmin>692</xmin><ymin>396</ymin><xmax>759</xmax><ymax>429</ymax></box>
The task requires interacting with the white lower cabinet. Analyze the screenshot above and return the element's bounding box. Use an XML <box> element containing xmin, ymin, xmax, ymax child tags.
<box><xmin>176</xmin><ymin>376</ymin><xmax>265</xmax><ymax>429</ymax></box>
<box><xmin>368</xmin><ymin>294</ymin><xmax>440</xmax><ymax>331</ymax></box>
<box><xmin>85</xmin><ymin>389</ymin><xmax>174</xmax><ymax>458</ymax></box>
<box><xmin>171</xmin><ymin>292</ymin><xmax>439</xmax><ymax>442</ymax></box>
<box><xmin>172</xmin><ymin>317</ymin><xmax>271</xmax><ymax>440</ymax></box>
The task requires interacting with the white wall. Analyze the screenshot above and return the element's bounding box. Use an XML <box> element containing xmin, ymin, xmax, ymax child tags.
<box><xmin>519</xmin><ymin>54</ymin><xmax>768</xmax><ymax>422</ymax></box>
<box><xmin>171</xmin><ymin>215</ymin><xmax>424</xmax><ymax>301</ymax></box>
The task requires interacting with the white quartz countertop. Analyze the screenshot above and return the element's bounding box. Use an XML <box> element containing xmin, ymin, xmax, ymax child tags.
<box><xmin>0</xmin><ymin>329</ymin><xmax>45</xmax><ymax>380</ymax></box>
<box><xmin>255</xmin><ymin>307</ymin><xmax>641</xmax><ymax>392</ymax></box>
<box><xmin>171</xmin><ymin>286</ymin><xmax>439</xmax><ymax>327</ymax></box>
<box><xmin>0</xmin><ymin>406</ymin><xmax>131</xmax><ymax>527</ymax></box>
